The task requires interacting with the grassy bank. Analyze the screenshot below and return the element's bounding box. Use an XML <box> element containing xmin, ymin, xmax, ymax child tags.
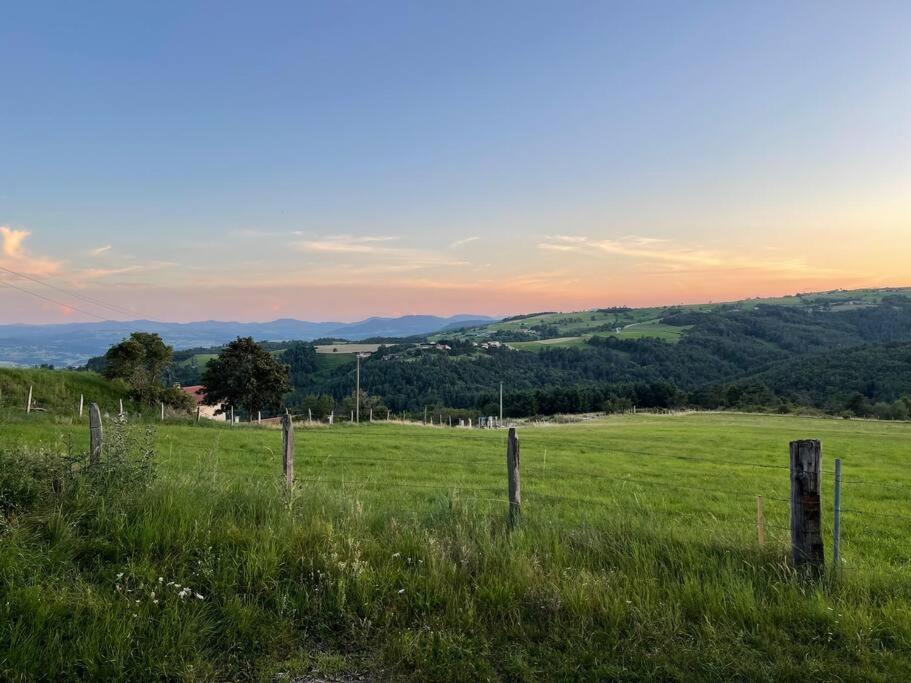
<box><xmin>0</xmin><ymin>367</ymin><xmax>137</xmax><ymax>416</ymax></box>
<box><xmin>2</xmin><ymin>413</ymin><xmax>910</xmax><ymax>680</ymax></box>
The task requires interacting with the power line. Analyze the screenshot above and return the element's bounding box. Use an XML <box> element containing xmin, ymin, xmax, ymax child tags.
<box><xmin>0</xmin><ymin>263</ymin><xmax>132</xmax><ymax>316</ymax></box>
<box><xmin>0</xmin><ymin>277</ymin><xmax>109</xmax><ymax>321</ymax></box>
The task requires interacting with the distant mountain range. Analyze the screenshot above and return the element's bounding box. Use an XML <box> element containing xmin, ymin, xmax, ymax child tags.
<box><xmin>0</xmin><ymin>314</ymin><xmax>496</xmax><ymax>368</ymax></box>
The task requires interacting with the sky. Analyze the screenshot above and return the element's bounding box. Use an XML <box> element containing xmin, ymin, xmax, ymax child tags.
<box><xmin>1</xmin><ymin>1</ymin><xmax>910</xmax><ymax>324</ymax></box>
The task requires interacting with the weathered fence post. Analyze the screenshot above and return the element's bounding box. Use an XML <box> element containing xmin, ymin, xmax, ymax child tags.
<box><xmin>370</xmin><ymin>408</ymin><xmax>373</xmax><ymax>423</ymax></box>
<box><xmin>756</xmin><ymin>495</ymin><xmax>765</xmax><ymax>547</ymax></box>
<box><xmin>506</xmin><ymin>427</ymin><xmax>521</xmax><ymax>526</ymax></box>
<box><xmin>79</xmin><ymin>393</ymin><xmax>84</xmax><ymax>418</ymax></box>
<box><xmin>833</xmin><ymin>458</ymin><xmax>842</xmax><ymax>567</ymax></box>
<box><xmin>160</xmin><ymin>402</ymin><xmax>165</xmax><ymax>421</ymax></box>
<box><xmin>26</xmin><ymin>385</ymin><xmax>33</xmax><ymax>413</ymax></box>
<box><xmin>423</xmin><ymin>406</ymin><xmax>427</xmax><ymax>425</ymax></box>
<box><xmin>308</xmin><ymin>408</ymin><xmax>312</xmax><ymax>424</ymax></box>
<box><xmin>257</xmin><ymin>410</ymin><xmax>261</xmax><ymax>425</ymax></box>
<box><xmin>89</xmin><ymin>402</ymin><xmax>103</xmax><ymax>463</ymax></box>
<box><xmin>230</xmin><ymin>405</ymin><xmax>234</xmax><ymax>425</ymax></box>
<box><xmin>282</xmin><ymin>412</ymin><xmax>294</xmax><ymax>485</ymax></box>
<box><xmin>790</xmin><ymin>439</ymin><xmax>824</xmax><ymax>573</ymax></box>
<box><xmin>195</xmin><ymin>406</ymin><xmax>200</xmax><ymax>424</ymax></box>
<box><xmin>118</xmin><ymin>398</ymin><xmax>123</xmax><ymax>417</ymax></box>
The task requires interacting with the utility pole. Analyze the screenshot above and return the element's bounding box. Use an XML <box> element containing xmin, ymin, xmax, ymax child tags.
<box><xmin>355</xmin><ymin>353</ymin><xmax>360</xmax><ymax>424</ymax></box>
<box><xmin>499</xmin><ymin>382</ymin><xmax>503</xmax><ymax>424</ymax></box>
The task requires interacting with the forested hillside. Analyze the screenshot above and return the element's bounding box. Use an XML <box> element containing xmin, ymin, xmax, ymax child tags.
<box><xmin>71</xmin><ymin>290</ymin><xmax>911</xmax><ymax>420</ymax></box>
<box><xmin>304</xmin><ymin>295</ymin><xmax>911</xmax><ymax>417</ymax></box>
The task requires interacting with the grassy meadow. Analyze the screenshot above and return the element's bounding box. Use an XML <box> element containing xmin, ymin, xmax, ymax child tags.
<box><xmin>2</xmin><ymin>408</ymin><xmax>911</xmax><ymax>680</ymax></box>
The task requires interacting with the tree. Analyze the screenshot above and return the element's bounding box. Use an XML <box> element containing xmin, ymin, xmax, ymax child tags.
<box><xmin>201</xmin><ymin>337</ymin><xmax>291</xmax><ymax>417</ymax></box>
<box><xmin>103</xmin><ymin>332</ymin><xmax>173</xmax><ymax>406</ymax></box>
<box><xmin>279</xmin><ymin>342</ymin><xmax>318</xmax><ymax>386</ymax></box>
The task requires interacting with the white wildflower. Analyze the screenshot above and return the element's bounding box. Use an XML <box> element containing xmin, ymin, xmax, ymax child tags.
<box><xmin>195</xmin><ymin>593</ymin><xmax>204</xmax><ymax>600</ymax></box>
<box><xmin>398</xmin><ymin>589</ymin><xmax>405</xmax><ymax>594</ymax></box>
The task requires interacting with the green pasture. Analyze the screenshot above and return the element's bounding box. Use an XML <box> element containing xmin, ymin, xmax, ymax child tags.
<box><xmin>2</xmin><ymin>410</ymin><xmax>911</xmax><ymax>679</ymax></box>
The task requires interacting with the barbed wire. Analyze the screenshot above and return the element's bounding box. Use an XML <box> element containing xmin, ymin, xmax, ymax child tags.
<box><xmin>840</xmin><ymin>508</ymin><xmax>911</xmax><ymax>523</ymax></box>
<box><xmin>590</xmin><ymin>447</ymin><xmax>793</xmax><ymax>470</ymax></box>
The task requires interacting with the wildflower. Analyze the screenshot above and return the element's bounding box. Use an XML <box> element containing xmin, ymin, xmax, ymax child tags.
<box><xmin>195</xmin><ymin>593</ymin><xmax>204</xmax><ymax>600</ymax></box>
<box><xmin>392</xmin><ymin>552</ymin><xmax>401</xmax><ymax>558</ymax></box>
<box><xmin>158</xmin><ymin>577</ymin><xmax>163</xmax><ymax>583</ymax></box>
<box><xmin>152</xmin><ymin>600</ymin><xmax>159</xmax><ymax>605</ymax></box>
<box><xmin>116</xmin><ymin>572</ymin><xmax>124</xmax><ymax>580</ymax></box>
<box><xmin>398</xmin><ymin>589</ymin><xmax>405</xmax><ymax>594</ymax></box>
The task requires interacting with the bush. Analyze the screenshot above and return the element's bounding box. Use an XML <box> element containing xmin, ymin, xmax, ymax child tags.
<box><xmin>0</xmin><ymin>417</ymin><xmax>157</xmax><ymax>520</ymax></box>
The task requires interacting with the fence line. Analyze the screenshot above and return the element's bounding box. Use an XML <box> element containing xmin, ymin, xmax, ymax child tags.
<box><xmin>67</xmin><ymin>413</ymin><xmax>911</xmax><ymax>573</ymax></box>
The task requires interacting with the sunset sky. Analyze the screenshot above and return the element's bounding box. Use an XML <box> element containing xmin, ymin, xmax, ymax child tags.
<box><xmin>1</xmin><ymin>1</ymin><xmax>910</xmax><ymax>324</ymax></box>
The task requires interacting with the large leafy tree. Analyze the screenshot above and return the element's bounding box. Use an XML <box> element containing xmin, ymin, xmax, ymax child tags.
<box><xmin>201</xmin><ymin>337</ymin><xmax>291</xmax><ymax>417</ymax></box>
<box><xmin>103</xmin><ymin>332</ymin><xmax>173</xmax><ymax>405</ymax></box>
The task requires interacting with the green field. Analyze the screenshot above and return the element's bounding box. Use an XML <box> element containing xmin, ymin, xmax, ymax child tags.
<box><xmin>435</xmin><ymin>287</ymin><xmax>911</xmax><ymax>347</ymax></box>
<box><xmin>2</xmin><ymin>410</ymin><xmax>911</xmax><ymax>679</ymax></box>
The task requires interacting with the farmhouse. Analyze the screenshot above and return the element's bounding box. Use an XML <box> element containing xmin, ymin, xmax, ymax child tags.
<box><xmin>180</xmin><ymin>385</ymin><xmax>225</xmax><ymax>421</ymax></box>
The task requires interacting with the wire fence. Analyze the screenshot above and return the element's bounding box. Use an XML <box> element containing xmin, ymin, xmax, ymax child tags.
<box><xmin>11</xmin><ymin>402</ymin><xmax>911</xmax><ymax>565</ymax></box>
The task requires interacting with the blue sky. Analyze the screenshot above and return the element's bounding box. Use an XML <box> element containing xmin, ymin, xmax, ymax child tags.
<box><xmin>1</xmin><ymin>1</ymin><xmax>909</xmax><ymax>322</ymax></box>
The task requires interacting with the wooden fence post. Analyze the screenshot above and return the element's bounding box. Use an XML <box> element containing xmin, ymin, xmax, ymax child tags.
<box><xmin>756</xmin><ymin>495</ymin><xmax>765</xmax><ymax>547</ymax></box>
<box><xmin>308</xmin><ymin>408</ymin><xmax>312</xmax><ymax>424</ymax></box>
<box><xmin>89</xmin><ymin>402</ymin><xmax>103</xmax><ymax>463</ymax></box>
<box><xmin>370</xmin><ymin>408</ymin><xmax>373</xmax><ymax>423</ymax></box>
<box><xmin>195</xmin><ymin>406</ymin><xmax>200</xmax><ymax>424</ymax></box>
<box><xmin>790</xmin><ymin>439</ymin><xmax>824</xmax><ymax>573</ymax></box>
<box><xmin>26</xmin><ymin>385</ymin><xmax>32</xmax><ymax>413</ymax></box>
<box><xmin>506</xmin><ymin>427</ymin><xmax>521</xmax><ymax>526</ymax></box>
<box><xmin>833</xmin><ymin>458</ymin><xmax>842</xmax><ymax>567</ymax></box>
<box><xmin>79</xmin><ymin>393</ymin><xmax>84</xmax><ymax>418</ymax></box>
<box><xmin>230</xmin><ymin>405</ymin><xmax>234</xmax><ymax>425</ymax></box>
<box><xmin>257</xmin><ymin>410</ymin><xmax>261</xmax><ymax>425</ymax></box>
<box><xmin>160</xmin><ymin>402</ymin><xmax>165</xmax><ymax>421</ymax></box>
<box><xmin>282</xmin><ymin>412</ymin><xmax>294</xmax><ymax>485</ymax></box>
<box><xmin>118</xmin><ymin>398</ymin><xmax>123</xmax><ymax>417</ymax></box>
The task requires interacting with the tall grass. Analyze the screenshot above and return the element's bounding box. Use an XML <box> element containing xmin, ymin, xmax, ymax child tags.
<box><xmin>2</xmin><ymin>413</ymin><xmax>911</xmax><ymax>679</ymax></box>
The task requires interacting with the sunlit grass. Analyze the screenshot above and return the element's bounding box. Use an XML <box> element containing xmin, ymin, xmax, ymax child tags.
<box><xmin>2</xmin><ymin>412</ymin><xmax>910</xmax><ymax>679</ymax></box>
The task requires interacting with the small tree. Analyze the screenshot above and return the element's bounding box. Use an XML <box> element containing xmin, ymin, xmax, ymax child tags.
<box><xmin>201</xmin><ymin>337</ymin><xmax>291</xmax><ymax>418</ymax></box>
<box><xmin>103</xmin><ymin>332</ymin><xmax>173</xmax><ymax>406</ymax></box>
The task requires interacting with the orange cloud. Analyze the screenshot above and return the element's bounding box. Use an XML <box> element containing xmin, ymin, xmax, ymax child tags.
<box><xmin>0</xmin><ymin>226</ymin><xmax>62</xmax><ymax>275</ymax></box>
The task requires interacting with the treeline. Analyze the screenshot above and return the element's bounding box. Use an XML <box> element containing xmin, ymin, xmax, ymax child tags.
<box><xmin>298</xmin><ymin>300</ymin><xmax>911</xmax><ymax>418</ymax></box>
<box><xmin>78</xmin><ymin>297</ymin><xmax>911</xmax><ymax>420</ymax></box>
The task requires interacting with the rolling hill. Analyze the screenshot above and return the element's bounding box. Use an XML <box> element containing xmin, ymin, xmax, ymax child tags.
<box><xmin>0</xmin><ymin>314</ymin><xmax>494</xmax><ymax>368</ymax></box>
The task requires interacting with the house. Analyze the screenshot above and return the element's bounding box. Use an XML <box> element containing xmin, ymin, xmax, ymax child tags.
<box><xmin>180</xmin><ymin>385</ymin><xmax>226</xmax><ymax>421</ymax></box>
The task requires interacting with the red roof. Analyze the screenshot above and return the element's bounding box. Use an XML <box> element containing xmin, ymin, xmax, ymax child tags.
<box><xmin>181</xmin><ymin>385</ymin><xmax>207</xmax><ymax>405</ymax></box>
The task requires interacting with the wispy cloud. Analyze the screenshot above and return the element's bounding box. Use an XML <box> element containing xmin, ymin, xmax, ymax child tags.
<box><xmin>448</xmin><ymin>236</ymin><xmax>479</xmax><ymax>249</ymax></box>
<box><xmin>88</xmin><ymin>244</ymin><xmax>112</xmax><ymax>256</ymax></box>
<box><xmin>0</xmin><ymin>226</ymin><xmax>62</xmax><ymax>275</ymax></box>
<box><xmin>537</xmin><ymin>234</ymin><xmax>843</xmax><ymax>277</ymax></box>
<box><xmin>77</xmin><ymin>265</ymin><xmax>145</xmax><ymax>280</ymax></box>
<box><xmin>294</xmin><ymin>235</ymin><xmax>402</xmax><ymax>254</ymax></box>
